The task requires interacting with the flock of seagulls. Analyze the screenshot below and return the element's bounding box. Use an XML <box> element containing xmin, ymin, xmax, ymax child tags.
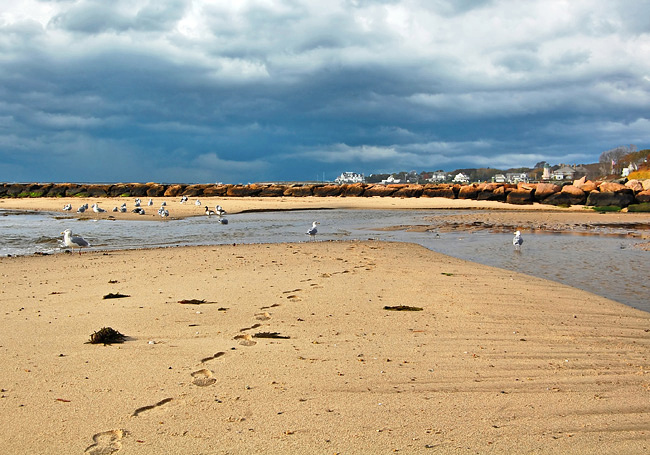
<box><xmin>58</xmin><ymin>196</ymin><xmax>527</xmax><ymax>254</ymax></box>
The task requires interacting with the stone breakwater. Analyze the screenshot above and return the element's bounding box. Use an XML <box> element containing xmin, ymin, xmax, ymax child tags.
<box><xmin>1</xmin><ymin>177</ymin><xmax>650</xmax><ymax>207</ymax></box>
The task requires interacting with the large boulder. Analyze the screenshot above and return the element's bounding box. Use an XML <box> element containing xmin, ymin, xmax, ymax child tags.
<box><xmin>422</xmin><ymin>184</ymin><xmax>455</xmax><ymax>199</ymax></box>
<box><xmin>586</xmin><ymin>190</ymin><xmax>635</xmax><ymax>207</ymax></box>
<box><xmin>182</xmin><ymin>184</ymin><xmax>209</xmax><ymax>197</ymax></box>
<box><xmin>164</xmin><ymin>184</ymin><xmax>186</xmax><ymax>197</ymax></box>
<box><xmin>283</xmin><ymin>185</ymin><xmax>314</xmax><ymax>197</ymax></box>
<box><xmin>363</xmin><ymin>185</ymin><xmax>397</xmax><ymax>197</ymax></box>
<box><xmin>259</xmin><ymin>185</ymin><xmax>287</xmax><ymax>197</ymax></box>
<box><xmin>635</xmin><ymin>190</ymin><xmax>650</xmax><ymax>203</ymax></box>
<box><xmin>477</xmin><ymin>185</ymin><xmax>506</xmax><ymax>201</ymax></box>
<box><xmin>559</xmin><ymin>185</ymin><xmax>586</xmax><ymax>204</ymax></box>
<box><xmin>392</xmin><ymin>185</ymin><xmax>423</xmax><ymax>198</ymax></box>
<box><xmin>506</xmin><ymin>188</ymin><xmax>534</xmax><ymax>205</ymax></box>
<box><xmin>625</xmin><ymin>179</ymin><xmax>644</xmax><ymax>193</ymax></box>
<box><xmin>65</xmin><ymin>185</ymin><xmax>89</xmax><ymax>197</ymax></box>
<box><xmin>201</xmin><ymin>185</ymin><xmax>228</xmax><ymax>197</ymax></box>
<box><xmin>598</xmin><ymin>182</ymin><xmax>630</xmax><ymax>193</ymax></box>
<box><xmin>86</xmin><ymin>185</ymin><xmax>109</xmax><ymax>197</ymax></box>
<box><xmin>129</xmin><ymin>183</ymin><xmax>151</xmax><ymax>197</ymax></box>
<box><xmin>313</xmin><ymin>185</ymin><xmax>343</xmax><ymax>197</ymax></box>
<box><xmin>339</xmin><ymin>183</ymin><xmax>366</xmax><ymax>197</ymax></box>
<box><xmin>534</xmin><ymin>182</ymin><xmax>561</xmax><ymax>202</ymax></box>
<box><xmin>458</xmin><ymin>184</ymin><xmax>479</xmax><ymax>200</ymax></box>
<box><xmin>145</xmin><ymin>183</ymin><xmax>166</xmax><ymax>197</ymax></box>
<box><xmin>643</xmin><ymin>179</ymin><xmax>650</xmax><ymax>191</ymax></box>
<box><xmin>227</xmin><ymin>184</ymin><xmax>263</xmax><ymax>197</ymax></box>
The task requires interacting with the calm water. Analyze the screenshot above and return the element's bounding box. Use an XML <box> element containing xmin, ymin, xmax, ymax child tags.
<box><xmin>1</xmin><ymin>209</ymin><xmax>648</xmax><ymax>313</ymax></box>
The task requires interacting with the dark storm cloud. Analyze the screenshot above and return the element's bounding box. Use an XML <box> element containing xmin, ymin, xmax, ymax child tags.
<box><xmin>1</xmin><ymin>0</ymin><xmax>649</xmax><ymax>183</ymax></box>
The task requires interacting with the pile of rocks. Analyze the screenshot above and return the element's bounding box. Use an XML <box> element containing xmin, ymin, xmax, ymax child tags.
<box><xmin>1</xmin><ymin>177</ymin><xmax>649</xmax><ymax>208</ymax></box>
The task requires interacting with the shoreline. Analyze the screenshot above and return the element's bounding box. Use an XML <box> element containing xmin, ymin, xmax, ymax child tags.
<box><xmin>1</xmin><ymin>241</ymin><xmax>649</xmax><ymax>453</ymax></box>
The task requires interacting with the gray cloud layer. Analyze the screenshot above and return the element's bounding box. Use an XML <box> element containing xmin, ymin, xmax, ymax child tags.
<box><xmin>1</xmin><ymin>0</ymin><xmax>649</xmax><ymax>183</ymax></box>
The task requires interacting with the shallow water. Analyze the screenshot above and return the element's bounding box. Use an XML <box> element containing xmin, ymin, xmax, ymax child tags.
<box><xmin>1</xmin><ymin>208</ymin><xmax>648</xmax><ymax>313</ymax></box>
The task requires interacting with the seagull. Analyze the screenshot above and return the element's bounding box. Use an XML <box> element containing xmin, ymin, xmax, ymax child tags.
<box><xmin>148</xmin><ymin>198</ymin><xmax>154</xmax><ymax>206</ymax></box>
<box><xmin>217</xmin><ymin>217</ymin><xmax>228</xmax><ymax>225</ymax></box>
<box><xmin>195</xmin><ymin>199</ymin><xmax>201</xmax><ymax>206</ymax></box>
<box><xmin>134</xmin><ymin>198</ymin><xmax>141</xmax><ymax>207</ymax></box>
<box><xmin>180</xmin><ymin>195</ymin><xmax>188</xmax><ymax>204</ymax></box>
<box><xmin>132</xmin><ymin>207</ymin><xmax>146</xmax><ymax>215</ymax></box>
<box><xmin>158</xmin><ymin>207</ymin><xmax>169</xmax><ymax>218</ymax></box>
<box><xmin>63</xmin><ymin>204</ymin><xmax>72</xmax><ymax>211</ymax></box>
<box><xmin>161</xmin><ymin>201</ymin><xmax>166</xmax><ymax>206</ymax></box>
<box><xmin>92</xmin><ymin>203</ymin><xmax>106</xmax><ymax>213</ymax></box>
<box><xmin>76</xmin><ymin>205</ymin><xmax>86</xmax><ymax>213</ymax></box>
<box><xmin>307</xmin><ymin>221</ymin><xmax>319</xmax><ymax>239</ymax></box>
<box><xmin>61</xmin><ymin>229</ymin><xmax>90</xmax><ymax>254</ymax></box>
<box><xmin>513</xmin><ymin>230</ymin><xmax>523</xmax><ymax>248</ymax></box>
<box><xmin>205</xmin><ymin>206</ymin><xmax>215</xmax><ymax>216</ymax></box>
<box><xmin>112</xmin><ymin>207</ymin><xmax>119</xmax><ymax>212</ymax></box>
<box><xmin>215</xmin><ymin>205</ymin><xmax>226</xmax><ymax>216</ymax></box>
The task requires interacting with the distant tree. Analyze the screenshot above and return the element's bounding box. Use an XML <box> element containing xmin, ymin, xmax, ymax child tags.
<box><xmin>534</xmin><ymin>161</ymin><xmax>547</xmax><ymax>169</ymax></box>
<box><xmin>599</xmin><ymin>145</ymin><xmax>636</xmax><ymax>175</ymax></box>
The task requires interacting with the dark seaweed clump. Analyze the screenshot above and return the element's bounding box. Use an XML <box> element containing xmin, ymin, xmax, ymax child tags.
<box><xmin>383</xmin><ymin>305</ymin><xmax>423</xmax><ymax>311</ymax></box>
<box><xmin>103</xmin><ymin>292</ymin><xmax>130</xmax><ymax>299</ymax></box>
<box><xmin>88</xmin><ymin>327</ymin><xmax>126</xmax><ymax>345</ymax></box>
<box><xmin>253</xmin><ymin>332</ymin><xmax>290</xmax><ymax>339</ymax></box>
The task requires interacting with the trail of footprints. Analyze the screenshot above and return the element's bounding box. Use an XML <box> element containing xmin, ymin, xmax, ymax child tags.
<box><xmin>85</xmin><ymin>282</ymin><xmax>320</xmax><ymax>452</ymax></box>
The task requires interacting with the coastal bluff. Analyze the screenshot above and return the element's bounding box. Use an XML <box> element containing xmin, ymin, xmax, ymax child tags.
<box><xmin>1</xmin><ymin>178</ymin><xmax>649</xmax><ymax>208</ymax></box>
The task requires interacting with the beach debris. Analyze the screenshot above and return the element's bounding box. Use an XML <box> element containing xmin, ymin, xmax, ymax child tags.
<box><xmin>441</xmin><ymin>272</ymin><xmax>454</xmax><ymax>276</ymax></box>
<box><xmin>108</xmin><ymin>279</ymin><xmax>119</xmax><ymax>284</ymax></box>
<box><xmin>239</xmin><ymin>323</ymin><xmax>262</xmax><ymax>332</ymax></box>
<box><xmin>102</xmin><ymin>292</ymin><xmax>130</xmax><ymax>299</ymax></box>
<box><xmin>132</xmin><ymin>397</ymin><xmax>173</xmax><ymax>416</ymax></box>
<box><xmin>87</xmin><ymin>327</ymin><xmax>126</xmax><ymax>345</ymax></box>
<box><xmin>200</xmin><ymin>352</ymin><xmax>226</xmax><ymax>363</ymax></box>
<box><xmin>383</xmin><ymin>305</ymin><xmax>423</xmax><ymax>311</ymax></box>
<box><xmin>253</xmin><ymin>332</ymin><xmax>290</xmax><ymax>339</ymax></box>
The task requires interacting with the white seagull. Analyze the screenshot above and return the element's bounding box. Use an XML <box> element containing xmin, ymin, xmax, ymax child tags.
<box><xmin>92</xmin><ymin>203</ymin><xmax>106</xmax><ymax>213</ymax></box>
<box><xmin>63</xmin><ymin>204</ymin><xmax>72</xmax><ymax>211</ymax></box>
<box><xmin>513</xmin><ymin>230</ymin><xmax>523</xmax><ymax>248</ymax></box>
<box><xmin>306</xmin><ymin>221</ymin><xmax>319</xmax><ymax>239</ymax></box>
<box><xmin>215</xmin><ymin>205</ymin><xmax>226</xmax><ymax>216</ymax></box>
<box><xmin>148</xmin><ymin>198</ymin><xmax>154</xmax><ymax>206</ymax></box>
<box><xmin>61</xmin><ymin>229</ymin><xmax>90</xmax><ymax>254</ymax></box>
<box><xmin>195</xmin><ymin>199</ymin><xmax>201</xmax><ymax>206</ymax></box>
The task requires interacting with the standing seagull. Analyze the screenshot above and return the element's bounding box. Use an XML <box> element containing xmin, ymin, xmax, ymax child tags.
<box><xmin>61</xmin><ymin>229</ymin><xmax>90</xmax><ymax>254</ymax></box>
<box><xmin>215</xmin><ymin>205</ymin><xmax>226</xmax><ymax>217</ymax></box>
<box><xmin>306</xmin><ymin>221</ymin><xmax>319</xmax><ymax>240</ymax></box>
<box><xmin>513</xmin><ymin>230</ymin><xmax>523</xmax><ymax>249</ymax></box>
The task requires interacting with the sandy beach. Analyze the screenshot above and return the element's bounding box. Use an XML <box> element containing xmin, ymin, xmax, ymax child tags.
<box><xmin>1</xmin><ymin>197</ymin><xmax>649</xmax><ymax>454</ymax></box>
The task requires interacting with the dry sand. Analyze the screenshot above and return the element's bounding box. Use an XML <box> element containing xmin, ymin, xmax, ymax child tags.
<box><xmin>1</xmin><ymin>197</ymin><xmax>649</xmax><ymax>454</ymax></box>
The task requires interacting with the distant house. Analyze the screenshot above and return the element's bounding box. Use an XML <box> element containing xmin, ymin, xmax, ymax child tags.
<box><xmin>381</xmin><ymin>175</ymin><xmax>401</xmax><ymax>184</ymax></box>
<box><xmin>552</xmin><ymin>165</ymin><xmax>575</xmax><ymax>181</ymax></box>
<box><xmin>506</xmin><ymin>172</ymin><xmax>529</xmax><ymax>184</ymax></box>
<box><xmin>453</xmin><ymin>173</ymin><xmax>470</xmax><ymax>184</ymax></box>
<box><xmin>542</xmin><ymin>163</ymin><xmax>551</xmax><ymax>180</ymax></box>
<box><xmin>335</xmin><ymin>172</ymin><xmax>365</xmax><ymax>184</ymax></box>
<box><xmin>429</xmin><ymin>170</ymin><xmax>448</xmax><ymax>182</ymax></box>
<box><xmin>493</xmin><ymin>174</ymin><xmax>506</xmax><ymax>183</ymax></box>
<box><xmin>622</xmin><ymin>163</ymin><xmax>638</xmax><ymax>177</ymax></box>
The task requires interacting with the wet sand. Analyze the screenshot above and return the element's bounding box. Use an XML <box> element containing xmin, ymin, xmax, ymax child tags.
<box><xmin>1</xmin><ymin>196</ymin><xmax>649</xmax><ymax>453</ymax></box>
<box><xmin>1</xmin><ymin>240</ymin><xmax>649</xmax><ymax>454</ymax></box>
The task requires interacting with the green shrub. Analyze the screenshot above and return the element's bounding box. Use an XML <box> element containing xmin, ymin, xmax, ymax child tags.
<box><xmin>627</xmin><ymin>202</ymin><xmax>650</xmax><ymax>212</ymax></box>
<box><xmin>592</xmin><ymin>205</ymin><xmax>622</xmax><ymax>213</ymax></box>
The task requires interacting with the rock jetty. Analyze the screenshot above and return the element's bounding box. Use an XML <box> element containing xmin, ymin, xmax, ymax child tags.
<box><xmin>1</xmin><ymin>178</ymin><xmax>649</xmax><ymax>208</ymax></box>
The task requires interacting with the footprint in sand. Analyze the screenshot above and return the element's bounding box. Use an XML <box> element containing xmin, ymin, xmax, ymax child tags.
<box><xmin>255</xmin><ymin>312</ymin><xmax>271</xmax><ymax>321</ymax></box>
<box><xmin>191</xmin><ymin>369</ymin><xmax>217</xmax><ymax>387</ymax></box>
<box><xmin>233</xmin><ymin>334</ymin><xmax>257</xmax><ymax>346</ymax></box>
<box><xmin>286</xmin><ymin>295</ymin><xmax>302</xmax><ymax>301</ymax></box>
<box><xmin>85</xmin><ymin>429</ymin><xmax>125</xmax><ymax>455</ymax></box>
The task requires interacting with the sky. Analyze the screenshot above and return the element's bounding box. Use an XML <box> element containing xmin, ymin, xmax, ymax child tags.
<box><xmin>1</xmin><ymin>0</ymin><xmax>650</xmax><ymax>184</ymax></box>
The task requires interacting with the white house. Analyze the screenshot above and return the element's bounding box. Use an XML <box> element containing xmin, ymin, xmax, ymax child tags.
<box><xmin>506</xmin><ymin>172</ymin><xmax>529</xmax><ymax>183</ymax></box>
<box><xmin>453</xmin><ymin>173</ymin><xmax>470</xmax><ymax>183</ymax></box>
<box><xmin>429</xmin><ymin>170</ymin><xmax>448</xmax><ymax>182</ymax></box>
<box><xmin>622</xmin><ymin>163</ymin><xmax>638</xmax><ymax>177</ymax></box>
<box><xmin>493</xmin><ymin>174</ymin><xmax>506</xmax><ymax>183</ymax></box>
<box><xmin>381</xmin><ymin>175</ymin><xmax>401</xmax><ymax>184</ymax></box>
<box><xmin>335</xmin><ymin>172</ymin><xmax>365</xmax><ymax>184</ymax></box>
<box><xmin>552</xmin><ymin>165</ymin><xmax>575</xmax><ymax>181</ymax></box>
